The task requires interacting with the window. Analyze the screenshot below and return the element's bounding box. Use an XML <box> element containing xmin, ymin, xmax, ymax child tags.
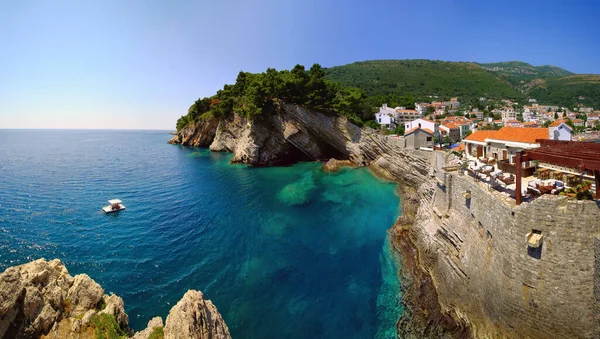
<box><xmin>426</xmin><ymin>137</ymin><xmax>432</xmax><ymax>141</ymax></box>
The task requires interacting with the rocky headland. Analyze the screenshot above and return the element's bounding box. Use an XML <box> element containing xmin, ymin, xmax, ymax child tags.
<box><xmin>0</xmin><ymin>258</ymin><xmax>230</xmax><ymax>339</ymax></box>
<box><xmin>169</xmin><ymin>102</ymin><xmax>471</xmax><ymax>337</ymax></box>
<box><xmin>170</xmin><ymin>102</ymin><xmax>600</xmax><ymax>338</ymax></box>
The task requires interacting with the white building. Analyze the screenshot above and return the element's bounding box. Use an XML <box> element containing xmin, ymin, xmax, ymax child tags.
<box><xmin>415</xmin><ymin>103</ymin><xmax>429</xmax><ymax>115</ymax></box>
<box><xmin>548</xmin><ymin>120</ymin><xmax>572</xmax><ymax>141</ymax></box>
<box><xmin>375</xmin><ymin>112</ymin><xmax>394</xmax><ymax>129</ymax></box>
<box><xmin>404</xmin><ymin>118</ymin><xmax>439</xmax><ymax>138</ymax></box>
<box><xmin>374</xmin><ymin>104</ymin><xmax>397</xmax><ymax>129</ymax></box>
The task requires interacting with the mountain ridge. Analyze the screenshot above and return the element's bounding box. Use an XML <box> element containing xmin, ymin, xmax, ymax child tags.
<box><xmin>324</xmin><ymin>59</ymin><xmax>598</xmax><ymax>108</ymax></box>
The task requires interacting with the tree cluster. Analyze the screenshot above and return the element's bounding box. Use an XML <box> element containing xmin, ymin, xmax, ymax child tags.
<box><xmin>176</xmin><ymin>64</ymin><xmax>371</xmax><ymax>130</ymax></box>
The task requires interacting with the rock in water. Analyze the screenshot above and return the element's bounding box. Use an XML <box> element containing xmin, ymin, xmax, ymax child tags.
<box><xmin>0</xmin><ymin>259</ymin><xmax>231</xmax><ymax>339</ymax></box>
<box><xmin>164</xmin><ymin>290</ymin><xmax>231</xmax><ymax>339</ymax></box>
<box><xmin>322</xmin><ymin>158</ymin><xmax>355</xmax><ymax>172</ymax></box>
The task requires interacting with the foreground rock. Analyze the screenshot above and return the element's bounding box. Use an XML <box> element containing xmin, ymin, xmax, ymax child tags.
<box><xmin>0</xmin><ymin>259</ymin><xmax>231</xmax><ymax>339</ymax></box>
<box><xmin>164</xmin><ymin>290</ymin><xmax>230</xmax><ymax>339</ymax></box>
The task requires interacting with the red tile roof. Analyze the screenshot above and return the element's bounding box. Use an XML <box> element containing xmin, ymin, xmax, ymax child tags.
<box><xmin>489</xmin><ymin>127</ymin><xmax>549</xmax><ymax>144</ymax></box>
<box><xmin>464</xmin><ymin>130</ymin><xmax>499</xmax><ymax>142</ymax></box>
<box><xmin>442</xmin><ymin>123</ymin><xmax>459</xmax><ymax>129</ymax></box>
<box><xmin>549</xmin><ymin>120</ymin><xmax>566</xmax><ymax>127</ymax></box>
<box><xmin>404</xmin><ymin>127</ymin><xmax>434</xmax><ymax>136</ymax></box>
<box><xmin>452</xmin><ymin>143</ymin><xmax>465</xmax><ymax>152</ymax></box>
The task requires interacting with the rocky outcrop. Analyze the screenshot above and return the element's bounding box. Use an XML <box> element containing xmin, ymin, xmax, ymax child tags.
<box><xmin>164</xmin><ymin>290</ymin><xmax>230</xmax><ymax>339</ymax></box>
<box><xmin>168</xmin><ymin>117</ymin><xmax>219</xmax><ymax>147</ymax></box>
<box><xmin>322</xmin><ymin>158</ymin><xmax>355</xmax><ymax>172</ymax></box>
<box><xmin>171</xmin><ymin>102</ymin><xmax>361</xmax><ymax>165</ymax></box>
<box><xmin>0</xmin><ymin>259</ymin><xmax>231</xmax><ymax>339</ymax></box>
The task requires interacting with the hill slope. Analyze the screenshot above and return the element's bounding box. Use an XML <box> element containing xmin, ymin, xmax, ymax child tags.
<box><xmin>479</xmin><ymin>61</ymin><xmax>573</xmax><ymax>84</ymax></box>
<box><xmin>324</xmin><ymin>60</ymin><xmax>524</xmax><ymax>105</ymax></box>
<box><xmin>325</xmin><ymin>59</ymin><xmax>600</xmax><ymax>109</ymax></box>
<box><xmin>526</xmin><ymin>75</ymin><xmax>600</xmax><ymax>108</ymax></box>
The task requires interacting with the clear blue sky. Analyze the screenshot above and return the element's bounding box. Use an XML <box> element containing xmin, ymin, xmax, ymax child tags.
<box><xmin>1</xmin><ymin>0</ymin><xmax>599</xmax><ymax>129</ymax></box>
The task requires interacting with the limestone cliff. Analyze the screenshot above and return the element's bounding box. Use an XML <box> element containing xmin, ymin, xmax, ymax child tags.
<box><xmin>0</xmin><ymin>259</ymin><xmax>231</xmax><ymax>339</ymax></box>
<box><xmin>170</xmin><ymin>102</ymin><xmax>361</xmax><ymax>165</ymax></box>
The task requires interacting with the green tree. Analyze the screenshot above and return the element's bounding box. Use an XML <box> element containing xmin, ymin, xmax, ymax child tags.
<box><xmin>554</xmin><ymin>112</ymin><xmax>558</xmax><ymax>119</ymax></box>
<box><xmin>393</xmin><ymin>125</ymin><xmax>405</xmax><ymax>135</ymax></box>
<box><xmin>426</xmin><ymin>106</ymin><xmax>435</xmax><ymax>114</ymax></box>
<box><xmin>365</xmin><ymin>120</ymin><xmax>380</xmax><ymax>129</ymax></box>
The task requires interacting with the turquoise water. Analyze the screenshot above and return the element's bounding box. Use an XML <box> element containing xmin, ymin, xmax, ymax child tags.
<box><xmin>0</xmin><ymin>130</ymin><xmax>403</xmax><ymax>338</ymax></box>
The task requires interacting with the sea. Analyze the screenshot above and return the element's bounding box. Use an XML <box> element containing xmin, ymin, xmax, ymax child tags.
<box><xmin>0</xmin><ymin>129</ymin><xmax>403</xmax><ymax>338</ymax></box>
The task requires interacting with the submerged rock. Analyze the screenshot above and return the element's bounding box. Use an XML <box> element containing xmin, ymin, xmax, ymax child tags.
<box><xmin>277</xmin><ymin>172</ymin><xmax>317</xmax><ymax>206</ymax></box>
<box><xmin>0</xmin><ymin>259</ymin><xmax>231</xmax><ymax>339</ymax></box>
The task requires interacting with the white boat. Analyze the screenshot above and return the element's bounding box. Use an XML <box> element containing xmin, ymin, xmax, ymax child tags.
<box><xmin>102</xmin><ymin>199</ymin><xmax>126</xmax><ymax>213</ymax></box>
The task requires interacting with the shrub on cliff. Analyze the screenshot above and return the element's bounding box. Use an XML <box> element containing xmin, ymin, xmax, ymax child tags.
<box><xmin>91</xmin><ymin>313</ymin><xmax>127</xmax><ymax>339</ymax></box>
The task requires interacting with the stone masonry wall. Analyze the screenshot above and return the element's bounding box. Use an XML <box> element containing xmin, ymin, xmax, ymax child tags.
<box><xmin>422</xmin><ymin>163</ymin><xmax>600</xmax><ymax>338</ymax></box>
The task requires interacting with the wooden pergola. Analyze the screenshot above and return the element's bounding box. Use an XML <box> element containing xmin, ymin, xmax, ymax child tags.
<box><xmin>515</xmin><ymin>140</ymin><xmax>600</xmax><ymax>205</ymax></box>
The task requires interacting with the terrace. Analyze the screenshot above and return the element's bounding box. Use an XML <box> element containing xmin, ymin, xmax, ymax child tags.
<box><xmin>452</xmin><ymin>140</ymin><xmax>599</xmax><ymax>206</ymax></box>
<box><xmin>515</xmin><ymin>140</ymin><xmax>600</xmax><ymax>205</ymax></box>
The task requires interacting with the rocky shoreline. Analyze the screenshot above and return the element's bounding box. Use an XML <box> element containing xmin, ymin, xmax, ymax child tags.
<box><xmin>168</xmin><ymin>102</ymin><xmax>473</xmax><ymax>337</ymax></box>
<box><xmin>0</xmin><ymin>259</ymin><xmax>230</xmax><ymax>339</ymax></box>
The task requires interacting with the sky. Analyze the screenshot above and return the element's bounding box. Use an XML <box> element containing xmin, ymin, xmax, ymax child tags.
<box><xmin>1</xmin><ymin>0</ymin><xmax>599</xmax><ymax>130</ymax></box>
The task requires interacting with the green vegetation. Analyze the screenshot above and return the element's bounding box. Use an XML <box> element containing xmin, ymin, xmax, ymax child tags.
<box><xmin>148</xmin><ymin>326</ymin><xmax>164</xmax><ymax>339</ymax></box>
<box><xmin>527</xmin><ymin>75</ymin><xmax>600</xmax><ymax>109</ymax></box>
<box><xmin>91</xmin><ymin>313</ymin><xmax>127</xmax><ymax>339</ymax></box>
<box><xmin>176</xmin><ymin>64</ymin><xmax>371</xmax><ymax>131</ymax></box>
<box><xmin>324</xmin><ymin>60</ymin><xmax>525</xmax><ymax>107</ymax></box>
<box><xmin>177</xmin><ymin>60</ymin><xmax>600</xmax><ymax>132</ymax></box>
<box><xmin>324</xmin><ymin>59</ymin><xmax>600</xmax><ymax>110</ymax></box>
<box><xmin>479</xmin><ymin>61</ymin><xmax>573</xmax><ymax>84</ymax></box>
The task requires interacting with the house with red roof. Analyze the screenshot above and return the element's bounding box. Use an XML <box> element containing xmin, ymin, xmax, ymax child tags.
<box><xmin>404</xmin><ymin>126</ymin><xmax>434</xmax><ymax>149</ymax></box>
<box><xmin>439</xmin><ymin>122</ymin><xmax>461</xmax><ymax>143</ymax></box>
<box><xmin>463</xmin><ymin>127</ymin><xmax>549</xmax><ymax>165</ymax></box>
<box><xmin>571</xmin><ymin>118</ymin><xmax>584</xmax><ymax>127</ymax></box>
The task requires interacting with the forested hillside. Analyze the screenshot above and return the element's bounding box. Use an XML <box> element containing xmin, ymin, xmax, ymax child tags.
<box><xmin>324</xmin><ymin>59</ymin><xmax>600</xmax><ymax>109</ymax></box>
<box><xmin>526</xmin><ymin>75</ymin><xmax>600</xmax><ymax>109</ymax></box>
<box><xmin>324</xmin><ymin>60</ymin><xmax>524</xmax><ymax>107</ymax></box>
<box><xmin>479</xmin><ymin>61</ymin><xmax>573</xmax><ymax>84</ymax></box>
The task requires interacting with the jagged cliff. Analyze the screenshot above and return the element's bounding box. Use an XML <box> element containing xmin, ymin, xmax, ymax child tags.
<box><xmin>0</xmin><ymin>259</ymin><xmax>231</xmax><ymax>339</ymax></box>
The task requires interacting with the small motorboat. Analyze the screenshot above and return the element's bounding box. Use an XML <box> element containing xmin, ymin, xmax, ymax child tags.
<box><xmin>102</xmin><ymin>199</ymin><xmax>126</xmax><ymax>213</ymax></box>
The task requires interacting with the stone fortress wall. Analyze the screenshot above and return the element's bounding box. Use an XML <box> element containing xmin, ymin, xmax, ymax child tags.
<box><xmin>423</xmin><ymin>152</ymin><xmax>600</xmax><ymax>338</ymax></box>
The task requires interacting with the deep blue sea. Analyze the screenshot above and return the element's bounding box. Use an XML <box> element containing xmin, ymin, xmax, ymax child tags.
<box><xmin>0</xmin><ymin>129</ymin><xmax>403</xmax><ymax>338</ymax></box>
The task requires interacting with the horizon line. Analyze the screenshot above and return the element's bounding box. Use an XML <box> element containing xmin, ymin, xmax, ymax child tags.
<box><xmin>0</xmin><ymin>127</ymin><xmax>175</xmax><ymax>131</ymax></box>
